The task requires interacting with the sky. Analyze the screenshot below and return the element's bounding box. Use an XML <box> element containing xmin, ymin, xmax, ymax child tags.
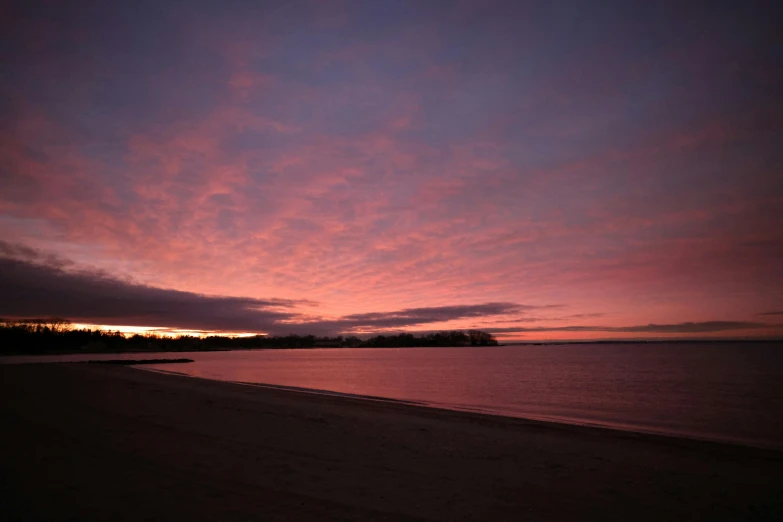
<box><xmin>1</xmin><ymin>0</ymin><xmax>782</xmax><ymax>341</ymax></box>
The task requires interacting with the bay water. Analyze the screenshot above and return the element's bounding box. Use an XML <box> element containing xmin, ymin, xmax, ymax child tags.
<box><xmin>4</xmin><ymin>343</ymin><xmax>782</xmax><ymax>449</ymax></box>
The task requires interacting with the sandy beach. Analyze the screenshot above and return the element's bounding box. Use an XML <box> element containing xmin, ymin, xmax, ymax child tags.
<box><xmin>1</xmin><ymin>363</ymin><xmax>782</xmax><ymax>521</ymax></box>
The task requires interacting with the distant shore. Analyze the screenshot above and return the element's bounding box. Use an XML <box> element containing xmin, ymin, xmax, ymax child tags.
<box><xmin>2</xmin><ymin>363</ymin><xmax>782</xmax><ymax>521</ymax></box>
<box><xmin>502</xmin><ymin>338</ymin><xmax>783</xmax><ymax>345</ymax></box>
<box><xmin>2</xmin><ymin>337</ymin><xmax>781</xmax><ymax>358</ymax></box>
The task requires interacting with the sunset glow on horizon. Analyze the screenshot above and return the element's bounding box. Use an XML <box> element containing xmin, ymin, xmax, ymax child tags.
<box><xmin>69</xmin><ymin>324</ymin><xmax>259</xmax><ymax>339</ymax></box>
<box><xmin>1</xmin><ymin>1</ymin><xmax>782</xmax><ymax>341</ymax></box>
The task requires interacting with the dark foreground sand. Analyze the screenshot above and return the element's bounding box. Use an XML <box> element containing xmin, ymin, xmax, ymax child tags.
<box><xmin>1</xmin><ymin>364</ymin><xmax>782</xmax><ymax>521</ymax></box>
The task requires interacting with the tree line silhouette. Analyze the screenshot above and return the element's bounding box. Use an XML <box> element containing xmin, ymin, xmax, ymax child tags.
<box><xmin>0</xmin><ymin>318</ymin><xmax>498</xmax><ymax>355</ymax></box>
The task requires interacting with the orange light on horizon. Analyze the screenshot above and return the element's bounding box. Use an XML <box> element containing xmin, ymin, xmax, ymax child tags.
<box><xmin>71</xmin><ymin>324</ymin><xmax>261</xmax><ymax>339</ymax></box>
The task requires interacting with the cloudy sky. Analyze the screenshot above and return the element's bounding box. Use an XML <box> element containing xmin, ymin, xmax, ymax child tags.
<box><xmin>1</xmin><ymin>0</ymin><xmax>781</xmax><ymax>340</ymax></box>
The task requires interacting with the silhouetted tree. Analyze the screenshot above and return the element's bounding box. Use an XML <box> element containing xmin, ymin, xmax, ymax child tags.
<box><xmin>0</xmin><ymin>320</ymin><xmax>498</xmax><ymax>355</ymax></box>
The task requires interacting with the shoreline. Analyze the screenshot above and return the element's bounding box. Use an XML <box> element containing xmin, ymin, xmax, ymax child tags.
<box><xmin>2</xmin><ymin>363</ymin><xmax>782</xmax><ymax>521</ymax></box>
<box><xmin>143</xmin><ymin>366</ymin><xmax>433</xmax><ymax>405</ymax></box>
<box><xmin>1</xmin><ymin>337</ymin><xmax>781</xmax><ymax>358</ymax></box>
<box><xmin>3</xmin><ymin>348</ymin><xmax>781</xmax><ymax>451</ymax></box>
<box><xmin>140</xmin><ymin>365</ymin><xmax>782</xmax><ymax>452</ymax></box>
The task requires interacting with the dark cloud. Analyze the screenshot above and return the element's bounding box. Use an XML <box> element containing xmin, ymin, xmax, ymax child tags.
<box><xmin>0</xmin><ymin>253</ymin><xmax>306</xmax><ymax>333</ymax></box>
<box><xmin>0</xmin><ymin>245</ymin><xmax>535</xmax><ymax>334</ymax></box>
<box><xmin>328</xmin><ymin>303</ymin><xmax>557</xmax><ymax>330</ymax></box>
<box><xmin>241</xmin><ymin>303</ymin><xmax>557</xmax><ymax>334</ymax></box>
<box><xmin>607</xmin><ymin>322</ymin><xmax>772</xmax><ymax>333</ymax></box>
<box><xmin>487</xmin><ymin>322</ymin><xmax>772</xmax><ymax>335</ymax></box>
<box><xmin>758</xmin><ymin>311</ymin><xmax>783</xmax><ymax>316</ymax></box>
<box><xmin>4</xmin><ymin>243</ymin><xmax>769</xmax><ymax>337</ymax></box>
<box><xmin>487</xmin><ymin>316</ymin><xmax>550</xmax><ymax>324</ymax></box>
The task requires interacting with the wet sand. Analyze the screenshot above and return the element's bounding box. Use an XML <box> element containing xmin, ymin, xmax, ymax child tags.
<box><xmin>1</xmin><ymin>363</ymin><xmax>782</xmax><ymax>521</ymax></box>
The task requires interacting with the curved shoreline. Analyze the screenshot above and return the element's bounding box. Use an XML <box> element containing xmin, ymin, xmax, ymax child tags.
<box><xmin>2</xmin><ymin>362</ymin><xmax>782</xmax><ymax>521</ymax></box>
<box><xmin>136</xmin><ymin>365</ymin><xmax>783</xmax><ymax>452</ymax></box>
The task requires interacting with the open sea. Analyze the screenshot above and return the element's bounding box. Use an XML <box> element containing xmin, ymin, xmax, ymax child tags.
<box><xmin>3</xmin><ymin>342</ymin><xmax>782</xmax><ymax>449</ymax></box>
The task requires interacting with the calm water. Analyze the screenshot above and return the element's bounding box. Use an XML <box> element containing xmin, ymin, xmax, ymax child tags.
<box><xmin>4</xmin><ymin>343</ymin><xmax>782</xmax><ymax>449</ymax></box>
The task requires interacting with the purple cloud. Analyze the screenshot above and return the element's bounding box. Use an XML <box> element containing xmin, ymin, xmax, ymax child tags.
<box><xmin>1</xmin><ymin>1</ymin><xmax>781</xmax><ymax>339</ymax></box>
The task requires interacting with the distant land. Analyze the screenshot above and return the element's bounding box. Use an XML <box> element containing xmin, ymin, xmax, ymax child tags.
<box><xmin>502</xmin><ymin>339</ymin><xmax>783</xmax><ymax>345</ymax></box>
<box><xmin>3</xmin><ymin>319</ymin><xmax>779</xmax><ymax>357</ymax></box>
<box><xmin>0</xmin><ymin>318</ymin><xmax>498</xmax><ymax>355</ymax></box>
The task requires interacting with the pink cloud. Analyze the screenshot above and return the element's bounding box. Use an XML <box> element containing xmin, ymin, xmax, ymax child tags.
<box><xmin>1</xmin><ymin>1</ymin><xmax>781</xmax><ymax>339</ymax></box>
